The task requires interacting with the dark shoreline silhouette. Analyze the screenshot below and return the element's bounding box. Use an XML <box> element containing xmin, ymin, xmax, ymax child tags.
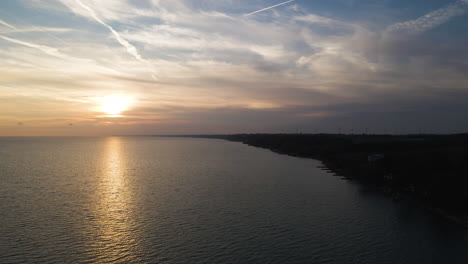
<box><xmin>162</xmin><ymin>133</ymin><xmax>468</xmax><ymax>225</ymax></box>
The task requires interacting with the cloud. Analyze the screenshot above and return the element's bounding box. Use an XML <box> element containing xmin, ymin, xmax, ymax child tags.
<box><xmin>73</xmin><ymin>0</ymin><xmax>156</xmax><ymax>79</ymax></box>
<box><xmin>1</xmin><ymin>26</ymin><xmax>73</xmax><ymax>34</ymax></box>
<box><xmin>0</xmin><ymin>35</ymin><xmax>69</xmax><ymax>59</ymax></box>
<box><xmin>386</xmin><ymin>0</ymin><xmax>468</xmax><ymax>34</ymax></box>
<box><xmin>294</xmin><ymin>14</ymin><xmax>361</xmax><ymax>30</ymax></box>
<box><xmin>0</xmin><ymin>19</ymin><xmax>16</xmax><ymax>29</ymax></box>
<box><xmin>244</xmin><ymin>0</ymin><xmax>295</xmax><ymax>17</ymax></box>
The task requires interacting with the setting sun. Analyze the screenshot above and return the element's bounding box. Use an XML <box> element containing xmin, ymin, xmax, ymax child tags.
<box><xmin>99</xmin><ymin>95</ymin><xmax>131</xmax><ymax>116</ymax></box>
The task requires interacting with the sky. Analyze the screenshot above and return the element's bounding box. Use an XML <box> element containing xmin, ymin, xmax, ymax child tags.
<box><xmin>1</xmin><ymin>0</ymin><xmax>468</xmax><ymax>136</ymax></box>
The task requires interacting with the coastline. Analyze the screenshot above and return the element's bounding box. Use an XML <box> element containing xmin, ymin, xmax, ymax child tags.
<box><xmin>195</xmin><ymin>133</ymin><xmax>468</xmax><ymax>227</ymax></box>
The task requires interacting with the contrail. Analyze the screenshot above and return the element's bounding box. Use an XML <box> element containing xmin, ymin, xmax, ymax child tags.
<box><xmin>0</xmin><ymin>35</ymin><xmax>69</xmax><ymax>59</ymax></box>
<box><xmin>74</xmin><ymin>0</ymin><xmax>143</xmax><ymax>61</ymax></box>
<box><xmin>387</xmin><ymin>0</ymin><xmax>468</xmax><ymax>34</ymax></box>
<box><xmin>0</xmin><ymin>19</ymin><xmax>16</xmax><ymax>29</ymax></box>
<box><xmin>0</xmin><ymin>11</ymin><xmax>69</xmax><ymax>45</ymax></box>
<box><xmin>74</xmin><ymin>0</ymin><xmax>156</xmax><ymax>79</ymax></box>
<box><xmin>244</xmin><ymin>0</ymin><xmax>295</xmax><ymax>16</ymax></box>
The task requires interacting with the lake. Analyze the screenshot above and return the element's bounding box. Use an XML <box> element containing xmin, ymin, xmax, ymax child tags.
<box><xmin>1</xmin><ymin>137</ymin><xmax>467</xmax><ymax>263</ymax></box>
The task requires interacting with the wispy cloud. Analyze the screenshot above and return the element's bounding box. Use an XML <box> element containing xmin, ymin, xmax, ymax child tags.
<box><xmin>74</xmin><ymin>0</ymin><xmax>156</xmax><ymax>79</ymax></box>
<box><xmin>2</xmin><ymin>27</ymin><xmax>72</xmax><ymax>33</ymax></box>
<box><xmin>0</xmin><ymin>19</ymin><xmax>16</xmax><ymax>29</ymax></box>
<box><xmin>386</xmin><ymin>0</ymin><xmax>468</xmax><ymax>34</ymax></box>
<box><xmin>0</xmin><ymin>10</ymin><xmax>70</xmax><ymax>45</ymax></box>
<box><xmin>244</xmin><ymin>0</ymin><xmax>295</xmax><ymax>17</ymax></box>
<box><xmin>0</xmin><ymin>35</ymin><xmax>69</xmax><ymax>59</ymax></box>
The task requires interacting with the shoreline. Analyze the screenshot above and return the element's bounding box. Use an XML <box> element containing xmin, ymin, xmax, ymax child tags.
<box><xmin>319</xmin><ymin>157</ymin><xmax>468</xmax><ymax>227</ymax></box>
<box><xmin>200</xmin><ymin>134</ymin><xmax>468</xmax><ymax>227</ymax></box>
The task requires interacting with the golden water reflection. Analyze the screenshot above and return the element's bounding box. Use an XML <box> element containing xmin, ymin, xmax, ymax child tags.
<box><xmin>87</xmin><ymin>137</ymin><xmax>140</xmax><ymax>262</ymax></box>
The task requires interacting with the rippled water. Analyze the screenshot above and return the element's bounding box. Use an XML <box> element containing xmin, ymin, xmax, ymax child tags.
<box><xmin>1</xmin><ymin>137</ymin><xmax>468</xmax><ymax>263</ymax></box>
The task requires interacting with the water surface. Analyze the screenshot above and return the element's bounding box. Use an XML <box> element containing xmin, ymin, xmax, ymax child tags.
<box><xmin>1</xmin><ymin>137</ymin><xmax>467</xmax><ymax>263</ymax></box>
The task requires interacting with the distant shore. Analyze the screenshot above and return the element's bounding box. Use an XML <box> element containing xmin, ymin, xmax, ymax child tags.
<box><xmin>170</xmin><ymin>133</ymin><xmax>468</xmax><ymax>226</ymax></box>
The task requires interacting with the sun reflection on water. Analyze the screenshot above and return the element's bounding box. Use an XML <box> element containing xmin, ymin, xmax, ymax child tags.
<box><xmin>86</xmin><ymin>137</ymin><xmax>141</xmax><ymax>262</ymax></box>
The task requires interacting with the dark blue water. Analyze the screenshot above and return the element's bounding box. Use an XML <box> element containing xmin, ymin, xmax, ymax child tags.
<box><xmin>1</xmin><ymin>137</ymin><xmax>467</xmax><ymax>263</ymax></box>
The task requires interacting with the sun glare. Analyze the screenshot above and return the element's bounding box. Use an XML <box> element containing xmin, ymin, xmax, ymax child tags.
<box><xmin>99</xmin><ymin>95</ymin><xmax>131</xmax><ymax>116</ymax></box>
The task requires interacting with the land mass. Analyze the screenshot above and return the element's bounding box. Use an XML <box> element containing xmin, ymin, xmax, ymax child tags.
<box><xmin>164</xmin><ymin>133</ymin><xmax>468</xmax><ymax>225</ymax></box>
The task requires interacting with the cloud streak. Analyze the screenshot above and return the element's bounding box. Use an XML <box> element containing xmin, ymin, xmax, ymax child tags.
<box><xmin>0</xmin><ymin>35</ymin><xmax>69</xmax><ymax>59</ymax></box>
<box><xmin>387</xmin><ymin>0</ymin><xmax>468</xmax><ymax>34</ymax></box>
<box><xmin>244</xmin><ymin>0</ymin><xmax>295</xmax><ymax>17</ymax></box>
<box><xmin>74</xmin><ymin>0</ymin><xmax>156</xmax><ymax>79</ymax></box>
<box><xmin>0</xmin><ymin>19</ymin><xmax>16</xmax><ymax>29</ymax></box>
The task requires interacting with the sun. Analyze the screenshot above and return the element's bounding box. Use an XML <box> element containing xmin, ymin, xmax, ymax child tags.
<box><xmin>99</xmin><ymin>95</ymin><xmax>131</xmax><ymax>116</ymax></box>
